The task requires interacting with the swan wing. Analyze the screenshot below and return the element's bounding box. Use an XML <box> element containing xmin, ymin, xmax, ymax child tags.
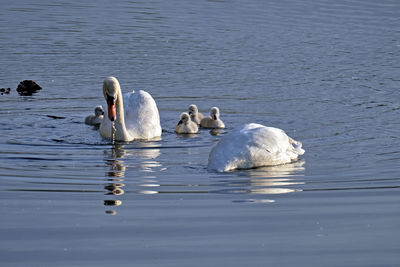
<box><xmin>123</xmin><ymin>90</ymin><xmax>162</xmax><ymax>139</ymax></box>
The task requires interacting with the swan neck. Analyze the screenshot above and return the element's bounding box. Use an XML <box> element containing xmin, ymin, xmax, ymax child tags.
<box><xmin>114</xmin><ymin>90</ymin><xmax>131</xmax><ymax>141</ymax></box>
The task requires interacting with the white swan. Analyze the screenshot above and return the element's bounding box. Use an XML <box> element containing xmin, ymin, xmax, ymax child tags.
<box><xmin>175</xmin><ymin>112</ymin><xmax>199</xmax><ymax>134</ymax></box>
<box><xmin>84</xmin><ymin>105</ymin><xmax>104</xmax><ymax>126</ymax></box>
<box><xmin>200</xmin><ymin>107</ymin><xmax>225</xmax><ymax>129</ymax></box>
<box><xmin>208</xmin><ymin>123</ymin><xmax>304</xmax><ymax>172</ymax></box>
<box><xmin>188</xmin><ymin>104</ymin><xmax>204</xmax><ymax>125</ymax></box>
<box><xmin>99</xmin><ymin>77</ymin><xmax>162</xmax><ymax>141</ymax></box>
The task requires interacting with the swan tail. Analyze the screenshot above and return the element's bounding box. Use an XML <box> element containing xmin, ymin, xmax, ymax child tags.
<box><xmin>289</xmin><ymin>138</ymin><xmax>305</xmax><ymax>155</ymax></box>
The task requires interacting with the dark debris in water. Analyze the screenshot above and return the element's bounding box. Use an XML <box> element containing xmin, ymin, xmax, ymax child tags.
<box><xmin>0</xmin><ymin>88</ymin><xmax>11</xmax><ymax>95</ymax></box>
<box><xmin>16</xmin><ymin>80</ymin><xmax>42</xmax><ymax>96</ymax></box>
<box><xmin>46</xmin><ymin>115</ymin><xmax>66</xmax><ymax>119</ymax></box>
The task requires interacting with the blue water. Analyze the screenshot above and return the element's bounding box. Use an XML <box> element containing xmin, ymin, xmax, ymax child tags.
<box><xmin>0</xmin><ymin>0</ymin><xmax>400</xmax><ymax>266</ymax></box>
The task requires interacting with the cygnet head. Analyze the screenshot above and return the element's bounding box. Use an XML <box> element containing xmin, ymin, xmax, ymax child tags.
<box><xmin>210</xmin><ymin>107</ymin><xmax>220</xmax><ymax>120</ymax></box>
<box><xmin>103</xmin><ymin>77</ymin><xmax>120</xmax><ymax>122</ymax></box>
<box><xmin>95</xmin><ymin>106</ymin><xmax>104</xmax><ymax>116</ymax></box>
<box><xmin>188</xmin><ymin>104</ymin><xmax>198</xmax><ymax>115</ymax></box>
<box><xmin>177</xmin><ymin>112</ymin><xmax>190</xmax><ymax>125</ymax></box>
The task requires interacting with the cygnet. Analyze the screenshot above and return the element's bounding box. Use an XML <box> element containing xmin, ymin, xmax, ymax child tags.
<box><xmin>85</xmin><ymin>105</ymin><xmax>104</xmax><ymax>126</ymax></box>
<box><xmin>188</xmin><ymin>104</ymin><xmax>204</xmax><ymax>125</ymax></box>
<box><xmin>200</xmin><ymin>107</ymin><xmax>225</xmax><ymax>129</ymax></box>
<box><xmin>175</xmin><ymin>112</ymin><xmax>199</xmax><ymax>134</ymax></box>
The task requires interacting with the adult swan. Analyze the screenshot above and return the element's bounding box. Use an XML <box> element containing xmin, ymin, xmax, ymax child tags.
<box><xmin>208</xmin><ymin>123</ymin><xmax>304</xmax><ymax>172</ymax></box>
<box><xmin>99</xmin><ymin>77</ymin><xmax>162</xmax><ymax>141</ymax></box>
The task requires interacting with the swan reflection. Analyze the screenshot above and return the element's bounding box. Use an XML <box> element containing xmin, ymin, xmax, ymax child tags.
<box><xmin>104</xmin><ymin>200</ymin><xmax>122</xmax><ymax>206</ymax></box>
<box><xmin>239</xmin><ymin>160</ymin><xmax>305</xmax><ymax>178</ymax></box>
<box><xmin>103</xmin><ymin>144</ymin><xmax>126</xmax><ymax>214</ymax></box>
<box><xmin>113</xmin><ymin>142</ymin><xmax>162</xmax><ymax>172</ymax></box>
<box><xmin>135</xmin><ymin>142</ymin><xmax>162</xmax><ymax>172</ymax></box>
<box><xmin>249</xmin><ymin>188</ymin><xmax>299</xmax><ymax>195</ymax></box>
<box><xmin>138</xmin><ymin>178</ymin><xmax>160</xmax><ymax>195</ymax></box>
<box><xmin>104</xmin><ymin>183</ymin><xmax>125</xmax><ymax>195</ymax></box>
<box><xmin>103</xmin><ymin>143</ymin><xmax>162</xmax><ymax>213</ymax></box>
<box><xmin>230</xmin><ymin>160</ymin><xmax>306</xmax><ymax>203</ymax></box>
<box><xmin>139</xmin><ymin>190</ymin><xmax>159</xmax><ymax>195</ymax></box>
<box><xmin>136</xmin><ymin>161</ymin><xmax>305</xmax><ymax>198</ymax></box>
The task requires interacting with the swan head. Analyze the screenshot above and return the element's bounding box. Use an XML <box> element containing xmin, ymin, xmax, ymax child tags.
<box><xmin>188</xmin><ymin>104</ymin><xmax>198</xmax><ymax>116</ymax></box>
<box><xmin>210</xmin><ymin>107</ymin><xmax>220</xmax><ymax>120</ymax></box>
<box><xmin>94</xmin><ymin>105</ymin><xmax>104</xmax><ymax>117</ymax></box>
<box><xmin>177</xmin><ymin>112</ymin><xmax>190</xmax><ymax>125</ymax></box>
<box><xmin>103</xmin><ymin>77</ymin><xmax>120</xmax><ymax>121</ymax></box>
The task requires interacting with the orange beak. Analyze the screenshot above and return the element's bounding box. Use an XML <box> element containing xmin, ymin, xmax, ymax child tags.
<box><xmin>107</xmin><ymin>95</ymin><xmax>116</xmax><ymax>121</ymax></box>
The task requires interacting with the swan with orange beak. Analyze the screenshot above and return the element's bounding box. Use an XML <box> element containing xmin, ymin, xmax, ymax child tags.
<box><xmin>99</xmin><ymin>77</ymin><xmax>162</xmax><ymax>141</ymax></box>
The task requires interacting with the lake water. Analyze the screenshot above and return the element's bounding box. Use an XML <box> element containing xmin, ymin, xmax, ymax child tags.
<box><xmin>1</xmin><ymin>0</ymin><xmax>400</xmax><ymax>266</ymax></box>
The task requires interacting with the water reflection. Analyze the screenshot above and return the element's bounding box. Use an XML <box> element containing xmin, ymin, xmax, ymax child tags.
<box><xmin>103</xmin><ymin>144</ymin><xmax>126</xmax><ymax>215</ymax></box>
<box><xmin>227</xmin><ymin>160</ymin><xmax>306</xmax><ymax>203</ymax></box>
<box><xmin>101</xmin><ymin>145</ymin><xmax>304</xmax><ymax>208</ymax></box>
<box><xmin>131</xmin><ymin>161</ymin><xmax>306</xmax><ymax>200</ymax></box>
<box><xmin>125</xmin><ymin>142</ymin><xmax>162</xmax><ymax>172</ymax></box>
<box><xmin>238</xmin><ymin>160</ymin><xmax>306</xmax><ymax>178</ymax></box>
<box><xmin>104</xmin><ymin>183</ymin><xmax>125</xmax><ymax>195</ymax></box>
<box><xmin>103</xmin><ymin>142</ymin><xmax>162</xmax><ymax>213</ymax></box>
<box><xmin>124</xmin><ymin>142</ymin><xmax>162</xmax><ymax>194</ymax></box>
<box><xmin>209</xmin><ymin>128</ymin><xmax>226</xmax><ymax>136</ymax></box>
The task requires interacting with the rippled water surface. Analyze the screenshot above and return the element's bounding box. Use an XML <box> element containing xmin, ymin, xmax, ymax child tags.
<box><xmin>1</xmin><ymin>0</ymin><xmax>400</xmax><ymax>266</ymax></box>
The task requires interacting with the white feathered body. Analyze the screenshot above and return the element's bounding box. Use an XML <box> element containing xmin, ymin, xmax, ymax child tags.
<box><xmin>208</xmin><ymin>123</ymin><xmax>304</xmax><ymax>172</ymax></box>
<box><xmin>100</xmin><ymin>90</ymin><xmax>161</xmax><ymax>140</ymax></box>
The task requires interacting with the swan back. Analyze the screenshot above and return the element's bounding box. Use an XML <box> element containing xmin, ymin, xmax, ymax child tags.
<box><xmin>208</xmin><ymin>123</ymin><xmax>304</xmax><ymax>172</ymax></box>
<box><xmin>123</xmin><ymin>90</ymin><xmax>161</xmax><ymax>139</ymax></box>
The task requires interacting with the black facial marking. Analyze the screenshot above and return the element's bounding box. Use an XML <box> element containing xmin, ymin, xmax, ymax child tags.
<box><xmin>107</xmin><ymin>94</ymin><xmax>115</xmax><ymax>103</ymax></box>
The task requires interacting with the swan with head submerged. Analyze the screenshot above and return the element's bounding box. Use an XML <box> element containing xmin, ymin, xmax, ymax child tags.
<box><xmin>99</xmin><ymin>77</ymin><xmax>162</xmax><ymax>141</ymax></box>
<box><xmin>208</xmin><ymin>123</ymin><xmax>304</xmax><ymax>172</ymax></box>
